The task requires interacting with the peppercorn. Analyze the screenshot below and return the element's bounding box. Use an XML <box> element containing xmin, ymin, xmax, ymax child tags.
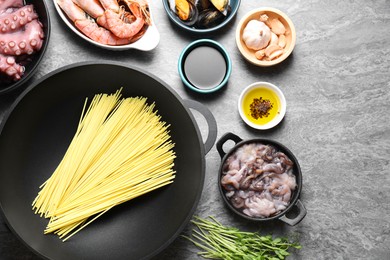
<box><xmin>250</xmin><ymin>97</ymin><xmax>273</xmax><ymax>119</ymax></box>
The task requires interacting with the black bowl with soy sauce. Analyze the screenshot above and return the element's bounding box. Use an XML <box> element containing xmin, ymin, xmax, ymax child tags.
<box><xmin>178</xmin><ymin>39</ymin><xmax>232</xmax><ymax>94</ymax></box>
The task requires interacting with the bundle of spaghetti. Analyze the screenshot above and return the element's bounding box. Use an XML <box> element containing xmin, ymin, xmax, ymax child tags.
<box><xmin>32</xmin><ymin>89</ymin><xmax>176</xmax><ymax>241</ymax></box>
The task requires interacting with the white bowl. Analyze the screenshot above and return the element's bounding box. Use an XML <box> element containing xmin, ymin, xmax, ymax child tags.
<box><xmin>238</xmin><ymin>82</ymin><xmax>286</xmax><ymax>130</ymax></box>
<box><xmin>53</xmin><ymin>0</ymin><xmax>159</xmax><ymax>51</ymax></box>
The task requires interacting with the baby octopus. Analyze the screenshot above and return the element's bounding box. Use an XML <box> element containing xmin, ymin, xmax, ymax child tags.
<box><xmin>0</xmin><ymin>0</ymin><xmax>44</xmax><ymax>83</ymax></box>
<box><xmin>222</xmin><ymin>143</ymin><xmax>296</xmax><ymax>218</ymax></box>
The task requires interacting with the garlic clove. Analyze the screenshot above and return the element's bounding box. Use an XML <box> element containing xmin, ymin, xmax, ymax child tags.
<box><xmin>264</xmin><ymin>44</ymin><xmax>282</xmax><ymax>57</ymax></box>
<box><xmin>269</xmin><ymin>18</ymin><xmax>286</xmax><ymax>35</ymax></box>
<box><xmin>259</xmin><ymin>14</ymin><xmax>269</xmax><ymax>23</ymax></box>
<box><xmin>270</xmin><ymin>32</ymin><xmax>278</xmax><ymax>46</ymax></box>
<box><xmin>278</xmin><ymin>34</ymin><xmax>286</xmax><ymax>48</ymax></box>
<box><xmin>255</xmin><ymin>49</ymin><xmax>266</xmax><ymax>60</ymax></box>
<box><xmin>268</xmin><ymin>49</ymin><xmax>284</xmax><ymax>60</ymax></box>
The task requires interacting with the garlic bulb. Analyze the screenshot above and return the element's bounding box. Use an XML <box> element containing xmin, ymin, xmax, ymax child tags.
<box><xmin>242</xmin><ymin>20</ymin><xmax>271</xmax><ymax>51</ymax></box>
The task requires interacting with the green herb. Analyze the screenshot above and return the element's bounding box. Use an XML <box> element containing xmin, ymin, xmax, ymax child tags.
<box><xmin>183</xmin><ymin>216</ymin><xmax>301</xmax><ymax>260</ymax></box>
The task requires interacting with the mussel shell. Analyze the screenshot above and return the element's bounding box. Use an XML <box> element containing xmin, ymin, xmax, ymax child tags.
<box><xmin>196</xmin><ymin>6</ymin><xmax>231</xmax><ymax>28</ymax></box>
<box><xmin>189</xmin><ymin>0</ymin><xmax>210</xmax><ymax>11</ymax></box>
<box><xmin>196</xmin><ymin>8</ymin><xmax>224</xmax><ymax>29</ymax></box>
<box><xmin>209</xmin><ymin>0</ymin><xmax>229</xmax><ymax>16</ymax></box>
<box><xmin>169</xmin><ymin>0</ymin><xmax>199</xmax><ymax>26</ymax></box>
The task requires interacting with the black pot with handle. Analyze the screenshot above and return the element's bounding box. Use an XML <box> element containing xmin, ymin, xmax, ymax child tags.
<box><xmin>216</xmin><ymin>132</ymin><xmax>306</xmax><ymax>226</ymax></box>
<box><xmin>0</xmin><ymin>62</ymin><xmax>217</xmax><ymax>260</ymax></box>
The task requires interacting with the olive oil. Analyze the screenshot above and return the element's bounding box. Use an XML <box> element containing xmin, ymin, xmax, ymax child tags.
<box><xmin>242</xmin><ymin>87</ymin><xmax>280</xmax><ymax>125</ymax></box>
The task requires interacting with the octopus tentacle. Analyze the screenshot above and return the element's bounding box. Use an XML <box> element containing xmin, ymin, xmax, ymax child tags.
<box><xmin>0</xmin><ymin>19</ymin><xmax>44</xmax><ymax>56</ymax></box>
<box><xmin>0</xmin><ymin>53</ymin><xmax>24</xmax><ymax>80</ymax></box>
<box><xmin>0</xmin><ymin>5</ymin><xmax>38</xmax><ymax>33</ymax></box>
<box><xmin>0</xmin><ymin>0</ymin><xmax>23</xmax><ymax>11</ymax></box>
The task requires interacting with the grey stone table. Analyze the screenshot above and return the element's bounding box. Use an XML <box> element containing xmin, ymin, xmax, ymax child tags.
<box><xmin>1</xmin><ymin>0</ymin><xmax>389</xmax><ymax>259</ymax></box>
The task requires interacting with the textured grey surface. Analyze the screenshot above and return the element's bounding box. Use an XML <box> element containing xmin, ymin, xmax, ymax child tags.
<box><xmin>1</xmin><ymin>0</ymin><xmax>390</xmax><ymax>259</ymax></box>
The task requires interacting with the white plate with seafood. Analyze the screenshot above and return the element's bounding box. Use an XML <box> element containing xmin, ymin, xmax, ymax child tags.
<box><xmin>53</xmin><ymin>0</ymin><xmax>159</xmax><ymax>50</ymax></box>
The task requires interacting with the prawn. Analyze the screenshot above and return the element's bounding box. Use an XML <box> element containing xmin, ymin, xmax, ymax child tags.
<box><xmin>104</xmin><ymin>0</ymin><xmax>148</xmax><ymax>39</ymax></box>
<box><xmin>57</xmin><ymin>0</ymin><xmax>131</xmax><ymax>45</ymax></box>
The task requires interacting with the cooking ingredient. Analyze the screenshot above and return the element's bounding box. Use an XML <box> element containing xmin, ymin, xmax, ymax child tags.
<box><xmin>105</xmin><ymin>1</ymin><xmax>145</xmax><ymax>39</ymax></box>
<box><xmin>221</xmin><ymin>142</ymin><xmax>296</xmax><ymax>218</ymax></box>
<box><xmin>57</xmin><ymin>0</ymin><xmax>131</xmax><ymax>45</ymax></box>
<box><xmin>0</xmin><ymin>54</ymin><xmax>24</xmax><ymax>80</ymax></box>
<box><xmin>0</xmin><ymin>19</ymin><xmax>44</xmax><ymax>56</ymax></box>
<box><xmin>196</xmin><ymin>8</ymin><xmax>225</xmax><ymax>29</ymax></box>
<box><xmin>0</xmin><ymin>0</ymin><xmax>23</xmax><ymax>10</ymax></box>
<box><xmin>242</xmin><ymin>86</ymin><xmax>280</xmax><ymax>125</ymax></box>
<box><xmin>0</xmin><ymin>1</ymin><xmax>44</xmax><ymax>82</ymax></box>
<box><xmin>185</xmin><ymin>216</ymin><xmax>301</xmax><ymax>259</ymax></box>
<box><xmin>278</xmin><ymin>34</ymin><xmax>286</xmax><ymax>48</ymax></box>
<box><xmin>269</xmin><ymin>18</ymin><xmax>286</xmax><ymax>35</ymax></box>
<box><xmin>250</xmin><ymin>96</ymin><xmax>273</xmax><ymax>119</ymax></box>
<box><xmin>255</xmin><ymin>49</ymin><xmax>265</xmax><ymax>60</ymax></box>
<box><xmin>183</xmin><ymin>45</ymin><xmax>226</xmax><ymax>90</ymax></box>
<box><xmin>270</xmin><ymin>32</ymin><xmax>278</xmax><ymax>46</ymax></box>
<box><xmin>0</xmin><ymin>5</ymin><xmax>38</xmax><ymax>32</ymax></box>
<box><xmin>209</xmin><ymin>0</ymin><xmax>228</xmax><ymax>15</ymax></box>
<box><xmin>243</xmin><ymin>12</ymin><xmax>290</xmax><ymax>61</ymax></box>
<box><xmin>168</xmin><ymin>0</ymin><xmax>231</xmax><ymax>29</ymax></box>
<box><xmin>57</xmin><ymin>0</ymin><xmax>150</xmax><ymax>45</ymax></box>
<box><xmin>265</xmin><ymin>44</ymin><xmax>283</xmax><ymax>60</ymax></box>
<box><xmin>242</xmin><ymin>19</ymin><xmax>271</xmax><ymax>50</ymax></box>
<box><xmin>32</xmin><ymin>89</ymin><xmax>176</xmax><ymax>241</ymax></box>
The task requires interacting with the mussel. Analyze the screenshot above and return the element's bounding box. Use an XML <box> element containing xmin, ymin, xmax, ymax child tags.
<box><xmin>190</xmin><ymin>0</ymin><xmax>210</xmax><ymax>11</ymax></box>
<box><xmin>196</xmin><ymin>9</ymin><xmax>225</xmax><ymax>29</ymax></box>
<box><xmin>168</xmin><ymin>0</ymin><xmax>231</xmax><ymax>29</ymax></box>
<box><xmin>169</xmin><ymin>0</ymin><xmax>198</xmax><ymax>26</ymax></box>
<box><xmin>209</xmin><ymin>0</ymin><xmax>229</xmax><ymax>16</ymax></box>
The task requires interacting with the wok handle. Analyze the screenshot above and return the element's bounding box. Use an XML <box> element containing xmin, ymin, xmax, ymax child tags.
<box><xmin>279</xmin><ymin>199</ymin><xmax>307</xmax><ymax>226</ymax></box>
<box><xmin>216</xmin><ymin>132</ymin><xmax>243</xmax><ymax>159</ymax></box>
<box><xmin>183</xmin><ymin>99</ymin><xmax>217</xmax><ymax>155</ymax></box>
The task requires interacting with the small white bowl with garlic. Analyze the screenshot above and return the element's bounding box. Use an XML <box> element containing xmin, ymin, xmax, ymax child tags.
<box><xmin>235</xmin><ymin>7</ymin><xmax>296</xmax><ymax>67</ymax></box>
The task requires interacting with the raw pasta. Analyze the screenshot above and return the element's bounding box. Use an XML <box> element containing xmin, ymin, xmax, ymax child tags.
<box><xmin>32</xmin><ymin>89</ymin><xmax>176</xmax><ymax>241</ymax></box>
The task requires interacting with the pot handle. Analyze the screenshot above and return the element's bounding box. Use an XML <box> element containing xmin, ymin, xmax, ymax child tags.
<box><xmin>183</xmin><ymin>99</ymin><xmax>217</xmax><ymax>155</ymax></box>
<box><xmin>279</xmin><ymin>199</ymin><xmax>307</xmax><ymax>226</ymax></box>
<box><xmin>216</xmin><ymin>132</ymin><xmax>243</xmax><ymax>159</ymax></box>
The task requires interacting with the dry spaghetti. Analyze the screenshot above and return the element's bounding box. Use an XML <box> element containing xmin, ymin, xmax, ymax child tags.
<box><xmin>32</xmin><ymin>89</ymin><xmax>176</xmax><ymax>241</ymax></box>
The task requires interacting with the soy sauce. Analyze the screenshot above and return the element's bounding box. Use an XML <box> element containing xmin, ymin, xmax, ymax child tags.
<box><xmin>183</xmin><ymin>46</ymin><xmax>227</xmax><ymax>90</ymax></box>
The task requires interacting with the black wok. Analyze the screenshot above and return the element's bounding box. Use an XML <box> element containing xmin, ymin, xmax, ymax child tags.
<box><xmin>0</xmin><ymin>62</ymin><xmax>217</xmax><ymax>259</ymax></box>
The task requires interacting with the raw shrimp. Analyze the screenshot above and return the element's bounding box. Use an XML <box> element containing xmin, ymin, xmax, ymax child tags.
<box><xmin>104</xmin><ymin>1</ymin><xmax>145</xmax><ymax>39</ymax></box>
<box><xmin>57</xmin><ymin>0</ymin><xmax>131</xmax><ymax>45</ymax></box>
<box><xmin>71</xmin><ymin>0</ymin><xmax>104</xmax><ymax>19</ymax></box>
<box><xmin>98</xmin><ymin>0</ymin><xmax>119</xmax><ymax>13</ymax></box>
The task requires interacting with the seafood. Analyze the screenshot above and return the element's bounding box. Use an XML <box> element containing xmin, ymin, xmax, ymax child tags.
<box><xmin>196</xmin><ymin>8</ymin><xmax>225</xmax><ymax>29</ymax></box>
<box><xmin>0</xmin><ymin>53</ymin><xmax>24</xmax><ymax>80</ymax></box>
<box><xmin>168</xmin><ymin>0</ymin><xmax>231</xmax><ymax>29</ymax></box>
<box><xmin>0</xmin><ymin>5</ymin><xmax>39</xmax><ymax>33</ymax></box>
<box><xmin>105</xmin><ymin>1</ymin><xmax>146</xmax><ymax>39</ymax></box>
<box><xmin>0</xmin><ymin>19</ymin><xmax>44</xmax><ymax>56</ymax></box>
<box><xmin>221</xmin><ymin>143</ymin><xmax>297</xmax><ymax>218</ymax></box>
<box><xmin>57</xmin><ymin>0</ymin><xmax>132</xmax><ymax>45</ymax></box>
<box><xmin>209</xmin><ymin>0</ymin><xmax>228</xmax><ymax>16</ymax></box>
<box><xmin>0</xmin><ymin>1</ymin><xmax>44</xmax><ymax>82</ymax></box>
<box><xmin>0</xmin><ymin>0</ymin><xmax>23</xmax><ymax>11</ymax></box>
<box><xmin>57</xmin><ymin>0</ymin><xmax>151</xmax><ymax>45</ymax></box>
<box><xmin>169</xmin><ymin>0</ymin><xmax>198</xmax><ymax>26</ymax></box>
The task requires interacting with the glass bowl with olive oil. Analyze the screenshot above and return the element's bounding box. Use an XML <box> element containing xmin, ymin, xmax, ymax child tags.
<box><xmin>238</xmin><ymin>82</ymin><xmax>286</xmax><ymax>130</ymax></box>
